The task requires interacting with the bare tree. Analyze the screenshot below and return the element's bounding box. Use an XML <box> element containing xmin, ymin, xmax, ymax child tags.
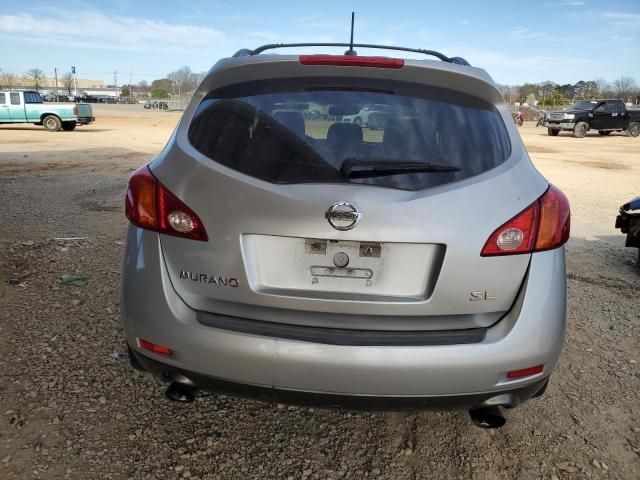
<box><xmin>496</xmin><ymin>84</ymin><xmax>519</xmax><ymax>104</ymax></box>
<box><xmin>167</xmin><ymin>66</ymin><xmax>198</xmax><ymax>96</ymax></box>
<box><xmin>0</xmin><ymin>72</ymin><xmax>17</xmax><ymax>90</ymax></box>
<box><xmin>612</xmin><ymin>76</ymin><xmax>637</xmax><ymax>101</ymax></box>
<box><xmin>194</xmin><ymin>71</ymin><xmax>207</xmax><ymax>87</ymax></box>
<box><xmin>61</xmin><ymin>72</ymin><xmax>74</xmax><ymax>96</ymax></box>
<box><xmin>26</xmin><ymin>68</ymin><xmax>46</xmax><ymax>92</ymax></box>
<box><xmin>593</xmin><ymin>78</ymin><xmax>610</xmax><ymax>96</ymax></box>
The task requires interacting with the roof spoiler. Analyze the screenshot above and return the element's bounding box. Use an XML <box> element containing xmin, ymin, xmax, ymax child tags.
<box><xmin>232</xmin><ymin>43</ymin><xmax>471</xmax><ymax>66</ymax></box>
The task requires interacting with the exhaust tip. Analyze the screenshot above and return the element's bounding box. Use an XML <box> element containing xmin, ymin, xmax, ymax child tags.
<box><xmin>469</xmin><ymin>406</ymin><xmax>506</xmax><ymax>429</ymax></box>
<box><xmin>165</xmin><ymin>382</ymin><xmax>197</xmax><ymax>403</ymax></box>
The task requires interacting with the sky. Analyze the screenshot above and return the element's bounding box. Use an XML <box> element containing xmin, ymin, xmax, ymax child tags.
<box><xmin>1</xmin><ymin>0</ymin><xmax>639</xmax><ymax>86</ymax></box>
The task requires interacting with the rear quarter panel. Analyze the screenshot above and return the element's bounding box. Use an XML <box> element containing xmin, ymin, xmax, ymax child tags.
<box><xmin>25</xmin><ymin>104</ymin><xmax>79</xmax><ymax>122</ymax></box>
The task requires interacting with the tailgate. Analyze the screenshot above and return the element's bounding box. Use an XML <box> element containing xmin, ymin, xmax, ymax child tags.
<box><xmin>153</xmin><ymin>58</ymin><xmax>548</xmax><ymax>330</ymax></box>
<box><xmin>157</xmin><ymin>153</ymin><xmax>544</xmax><ymax>329</ymax></box>
<box><xmin>76</xmin><ymin>103</ymin><xmax>92</xmax><ymax>117</ymax></box>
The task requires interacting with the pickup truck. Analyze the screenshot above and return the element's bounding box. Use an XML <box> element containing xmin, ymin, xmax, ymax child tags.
<box><xmin>545</xmin><ymin>99</ymin><xmax>640</xmax><ymax>138</ymax></box>
<box><xmin>0</xmin><ymin>90</ymin><xmax>94</xmax><ymax>131</ymax></box>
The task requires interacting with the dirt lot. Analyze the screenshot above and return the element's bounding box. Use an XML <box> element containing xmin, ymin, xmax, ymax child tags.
<box><xmin>0</xmin><ymin>105</ymin><xmax>638</xmax><ymax>480</ymax></box>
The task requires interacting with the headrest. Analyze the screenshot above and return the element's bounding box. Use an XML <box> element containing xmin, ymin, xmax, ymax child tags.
<box><xmin>327</xmin><ymin>122</ymin><xmax>363</xmax><ymax>146</ymax></box>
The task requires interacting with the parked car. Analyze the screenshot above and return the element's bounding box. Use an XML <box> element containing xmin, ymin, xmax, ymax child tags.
<box><xmin>615</xmin><ymin>196</ymin><xmax>640</xmax><ymax>265</ymax></box>
<box><xmin>78</xmin><ymin>95</ymin><xmax>102</xmax><ymax>103</ymax></box>
<box><xmin>122</xmin><ymin>43</ymin><xmax>570</xmax><ymax>428</ymax></box>
<box><xmin>0</xmin><ymin>90</ymin><xmax>94</xmax><ymax>131</ymax></box>
<box><xmin>545</xmin><ymin>99</ymin><xmax>640</xmax><ymax>138</ymax></box>
<box><xmin>144</xmin><ymin>100</ymin><xmax>169</xmax><ymax>110</ymax></box>
<box><xmin>342</xmin><ymin>104</ymin><xmax>390</xmax><ymax>129</ymax></box>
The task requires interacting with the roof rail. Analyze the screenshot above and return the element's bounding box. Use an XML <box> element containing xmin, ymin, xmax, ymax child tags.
<box><xmin>232</xmin><ymin>43</ymin><xmax>471</xmax><ymax>66</ymax></box>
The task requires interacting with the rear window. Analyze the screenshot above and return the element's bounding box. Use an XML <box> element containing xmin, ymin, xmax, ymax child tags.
<box><xmin>188</xmin><ymin>78</ymin><xmax>511</xmax><ymax>191</ymax></box>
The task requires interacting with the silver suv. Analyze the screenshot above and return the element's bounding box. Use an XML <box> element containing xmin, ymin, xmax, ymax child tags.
<box><xmin>122</xmin><ymin>44</ymin><xmax>570</xmax><ymax>428</ymax></box>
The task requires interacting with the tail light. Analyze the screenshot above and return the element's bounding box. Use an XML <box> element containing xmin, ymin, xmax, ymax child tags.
<box><xmin>125</xmin><ymin>165</ymin><xmax>208</xmax><ymax>241</ymax></box>
<box><xmin>299</xmin><ymin>55</ymin><xmax>404</xmax><ymax>69</ymax></box>
<box><xmin>481</xmin><ymin>185</ymin><xmax>570</xmax><ymax>256</ymax></box>
<box><xmin>137</xmin><ymin>338</ymin><xmax>172</xmax><ymax>356</ymax></box>
<box><xmin>506</xmin><ymin>365</ymin><xmax>544</xmax><ymax>379</ymax></box>
<box><xmin>73</xmin><ymin>106</ymin><xmax>78</xmax><ymax>115</ymax></box>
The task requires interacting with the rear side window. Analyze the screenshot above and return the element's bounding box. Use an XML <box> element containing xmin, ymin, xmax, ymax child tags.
<box><xmin>0</xmin><ymin>93</ymin><xmax>5</xmax><ymax>104</ymax></box>
<box><xmin>605</xmin><ymin>101</ymin><xmax>623</xmax><ymax>113</ymax></box>
<box><xmin>188</xmin><ymin>78</ymin><xmax>511</xmax><ymax>191</ymax></box>
<box><xmin>10</xmin><ymin>92</ymin><xmax>20</xmax><ymax>105</ymax></box>
<box><xmin>24</xmin><ymin>92</ymin><xmax>42</xmax><ymax>103</ymax></box>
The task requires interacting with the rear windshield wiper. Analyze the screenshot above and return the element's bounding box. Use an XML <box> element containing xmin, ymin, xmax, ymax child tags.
<box><xmin>341</xmin><ymin>158</ymin><xmax>461</xmax><ymax>179</ymax></box>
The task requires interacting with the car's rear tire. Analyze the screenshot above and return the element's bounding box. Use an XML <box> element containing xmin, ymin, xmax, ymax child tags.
<box><xmin>573</xmin><ymin>122</ymin><xmax>588</xmax><ymax>138</ymax></box>
<box><xmin>61</xmin><ymin>121</ymin><xmax>77</xmax><ymax>131</ymax></box>
<box><xmin>626</xmin><ymin>122</ymin><xmax>640</xmax><ymax>137</ymax></box>
<box><xmin>547</xmin><ymin>128</ymin><xmax>559</xmax><ymax>136</ymax></box>
<box><xmin>43</xmin><ymin>115</ymin><xmax>62</xmax><ymax>132</ymax></box>
<box><xmin>598</xmin><ymin>130</ymin><xmax>611</xmax><ymax>136</ymax></box>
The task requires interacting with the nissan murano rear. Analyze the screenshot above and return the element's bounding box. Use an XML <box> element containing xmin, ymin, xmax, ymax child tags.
<box><xmin>121</xmin><ymin>44</ymin><xmax>570</xmax><ymax>428</ymax></box>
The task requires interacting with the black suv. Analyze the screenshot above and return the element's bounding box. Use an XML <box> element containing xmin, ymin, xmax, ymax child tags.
<box><xmin>545</xmin><ymin>99</ymin><xmax>640</xmax><ymax>138</ymax></box>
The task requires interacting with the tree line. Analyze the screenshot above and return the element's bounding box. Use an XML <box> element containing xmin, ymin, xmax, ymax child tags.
<box><xmin>498</xmin><ymin>77</ymin><xmax>639</xmax><ymax>108</ymax></box>
<box><xmin>2</xmin><ymin>66</ymin><xmax>638</xmax><ymax>106</ymax></box>
<box><xmin>127</xmin><ymin>66</ymin><xmax>207</xmax><ymax>99</ymax></box>
<box><xmin>0</xmin><ymin>66</ymin><xmax>207</xmax><ymax>99</ymax></box>
<box><xmin>0</xmin><ymin>68</ymin><xmax>78</xmax><ymax>95</ymax></box>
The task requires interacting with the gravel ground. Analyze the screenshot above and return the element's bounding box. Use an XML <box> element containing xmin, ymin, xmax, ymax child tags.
<box><xmin>0</xmin><ymin>108</ymin><xmax>639</xmax><ymax>479</ymax></box>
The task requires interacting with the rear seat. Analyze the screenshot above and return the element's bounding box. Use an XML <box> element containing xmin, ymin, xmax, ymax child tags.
<box><xmin>326</xmin><ymin>123</ymin><xmax>364</xmax><ymax>165</ymax></box>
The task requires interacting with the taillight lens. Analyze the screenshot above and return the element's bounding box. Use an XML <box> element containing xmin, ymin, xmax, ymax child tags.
<box><xmin>299</xmin><ymin>54</ymin><xmax>404</xmax><ymax>69</ymax></box>
<box><xmin>535</xmin><ymin>186</ymin><xmax>571</xmax><ymax>251</ymax></box>
<box><xmin>137</xmin><ymin>338</ymin><xmax>172</xmax><ymax>356</ymax></box>
<box><xmin>125</xmin><ymin>165</ymin><xmax>208</xmax><ymax>241</ymax></box>
<box><xmin>506</xmin><ymin>365</ymin><xmax>544</xmax><ymax>379</ymax></box>
<box><xmin>73</xmin><ymin>106</ymin><xmax>78</xmax><ymax>115</ymax></box>
<box><xmin>481</xmin><ymin>185</ymin><xmax>570</xmax><ymax>256</ymax></box>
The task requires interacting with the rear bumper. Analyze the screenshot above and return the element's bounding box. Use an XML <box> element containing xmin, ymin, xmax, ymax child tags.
<box><xmin>121</xmin><ymin>227</ymin><xmax>566</xmax><ymax>404</ymax></box>
<box><xmin>130</xmin><ymin>346</ymin><xmax>549</xmax><ymax>410</ymax></box>
<box><xmin>77</xmin><ymin>116</ymin><xmax>95</xmax><ymax>124</ymax></box>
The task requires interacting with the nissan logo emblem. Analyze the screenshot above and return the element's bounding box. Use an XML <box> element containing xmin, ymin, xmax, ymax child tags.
<box><xmin>325</xmin><ymin>201</ymin><xmax>362</xmax><ymax>230</ymax></box>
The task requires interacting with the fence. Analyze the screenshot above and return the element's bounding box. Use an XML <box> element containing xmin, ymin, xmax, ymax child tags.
<box><xmin>507</xmin><ymin>104</ymin><xmax>545</xmax><ymax>122</ymax></box>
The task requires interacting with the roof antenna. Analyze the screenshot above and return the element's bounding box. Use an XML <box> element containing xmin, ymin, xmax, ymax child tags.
<box><xmin>344</xmin><ymin>12</ymin><xmax>357</xmax><ymax>56</ymax></box>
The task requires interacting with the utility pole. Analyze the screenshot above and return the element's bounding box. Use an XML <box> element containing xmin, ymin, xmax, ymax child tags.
<box><xmin>114</xmin><ymin>71</ymin><xmax>118</xmax><ymax>100</ymax></box>
<box><xmin>129</xmin><ymin>70</ymin><xmax>133</xmax><ymax>102</ymax></box>
<box><xmin>71</xmin><ymin>66</ymin><xmax>77</xmax><ymax>98</ymax></box>
<box><xmin>54</xmin><ymin>68</ymin><xmax>59</xmax><ymax>102</ymax></box>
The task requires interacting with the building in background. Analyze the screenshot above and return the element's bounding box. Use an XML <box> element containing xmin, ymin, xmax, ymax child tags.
<box><xmin>6</xmin><ymin>77</ymin><xmax>114</xmax><ymax>97</ymax></box>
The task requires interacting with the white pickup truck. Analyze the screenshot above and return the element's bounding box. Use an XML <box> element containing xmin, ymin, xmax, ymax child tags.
<box><xmin>0</xmin><ymin>90</ymin><xmax>94</xmax><ymax>131</ymax></box>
